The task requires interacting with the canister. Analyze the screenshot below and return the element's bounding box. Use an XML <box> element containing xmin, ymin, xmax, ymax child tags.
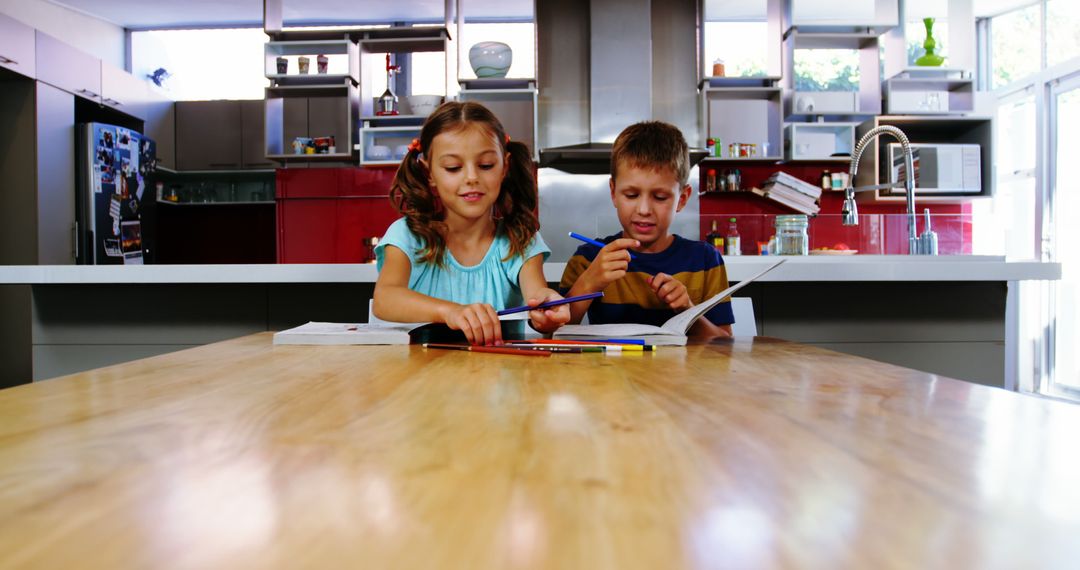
<box><xmin>774</xmin><ymin>215</ymin><xmax>809</xmax><ymax>255</ymax></box>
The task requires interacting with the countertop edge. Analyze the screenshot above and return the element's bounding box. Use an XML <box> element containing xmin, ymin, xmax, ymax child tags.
<box><xmin>0</xmin><ymin>257</ymin><xmax>1062</xmax><ymax>284</ymax></box>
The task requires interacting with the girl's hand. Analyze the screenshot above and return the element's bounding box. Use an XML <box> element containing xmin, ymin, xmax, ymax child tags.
<box><xmin>444</xmin><ymin>303</ymin><xmax>503</xmax><ymax>345</ymax></box>
<box><xmin>526</xmin><ymin>290</ymin><xmax>572</xmax><ymax>333</ymax></box>
<box><xmin>649</xmin><ymin>273</ymin><xmax>692</xmax><ymax>312</ymax></box>
<box><xmin>580</xmin><ymin>238</ymin><xmax>640</xmax><ymax>292</ymax></box>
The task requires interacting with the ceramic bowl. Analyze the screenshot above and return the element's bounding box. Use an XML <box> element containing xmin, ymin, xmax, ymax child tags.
<box><xmin>405</xmin><ymin>94</ymin><xmax>443</xmax><ymax>117</ymax></box>
<box><xmin>367</xmin><ymin>145</ymin><xmax>391</xmax><ymax>160</ymax></box>
<box><xmin>468</xmin><ymin>41</ymin><xmax>512</xmax><ymax>78</ymax></box>
<box><xmin>393</xmin><ymin>144</ymin><xmax>410</xmax><ymax>160</ymax></box>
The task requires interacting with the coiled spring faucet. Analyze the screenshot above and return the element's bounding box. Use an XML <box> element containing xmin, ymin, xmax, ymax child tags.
<box><xmin>842</xmin><ymin>125</ymin><xmax>934</xmax><ymax>255</ymax></box>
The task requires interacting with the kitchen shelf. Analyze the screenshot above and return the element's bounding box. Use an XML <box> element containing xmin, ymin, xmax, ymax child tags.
<box><xmin>783</xmin><ymin>28</ymin><xmax>883</xmax><ymax>49</ymax></box>
<box><xmin>785</xmin><ymin>122</ymin><xmax>857</xmax><ymax>161</ymax></box>
<box><xmin>700</xmin><ymin>85</ymin><xmax>782</xmax><ymax>163</ymax></box>
<box><xmin>265</xmin><ymin>81</ymin><xmax>356</xmax><ymax>98</ymax></box>
<box><xmin>853</xmin><ymin>115</ymin><xmax>993</xmax><ymax>203</ymax></box>
<box><xmin>700</xmin><ymin>77</ymin><xmax>781</xmax><ymax>89</ymax></box>
<box><xmin>459</xmin><ymin>83</ymin><xmax>538</xmax><ymax>160</ymax></box>
<box><xmin>358</xmin><ymin>28</ymin><xmax>449</xmax><ymax>54</ymax></box>
<box><xmin>158</xmin><ymin>200</ymin><xmax>275</xmax><ymax>206</ymax></box>
<box><xmin>883</xmin><ymin>71</ymin><xmax>975</xmax><ymax>115</ymax></box>
<box><xmin>267</xmin><ymin>153</ymin><xmax>355</xmax><ymax>162</ymax></box>
<box><xmin>265</xmin><ymin>39</ymin><xmax>359</xmax><ymax>85</ymax></box>
<box><xmin>357</xmin><ymin>125</ymin><xmax>419</xmax><ymax>165</ymax></box>
<box><xmin>459</xmin><ymin>78</ymin><xmax>536</xmax><ymax>90</ymax></box>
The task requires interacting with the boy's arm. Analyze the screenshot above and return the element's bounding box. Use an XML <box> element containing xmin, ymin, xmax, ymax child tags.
<box><xmin>688</xmin><ymin>316</ymin><xmax>732</xmax><ymax>338</ymax></box>
<box><xmin>374</xmin><ymin>246</ymin><xmax>503</xmax><ymax>345</ymax></box>
<box><xmin>518</xmin><ymin>254</ymin><xmax>570</xmax><ymax>334</ymax></box>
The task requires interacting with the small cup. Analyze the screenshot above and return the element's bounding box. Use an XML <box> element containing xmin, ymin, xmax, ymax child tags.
<box><xmin>317</xmin><ymin>54</ymin><xmax>328</xmax><ymax>74</ymax></box>
<box><xmin>298</xmin><ymin>56</ymin><xmax>310</xmax><ymax>74</ymax></box>
<box><xmin>276</xmin><ymin>57</ymin><xmax>288</xmax><ymax>74</ymax></box>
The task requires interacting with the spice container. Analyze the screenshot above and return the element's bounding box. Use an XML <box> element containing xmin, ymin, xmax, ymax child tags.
<box><xmin>712</xmin><ymin>59</ymin><xmax>726</xmax><ymax>77</ymax></box>
<box><xmin>774</xmin><ymin>215</ymin><xmax>809</xmax><ymax>255</ymax></box>
<box><xmin>705</xmin><ymin>169</ymin><xmax>717</xmax><ymax>193</ymax></box>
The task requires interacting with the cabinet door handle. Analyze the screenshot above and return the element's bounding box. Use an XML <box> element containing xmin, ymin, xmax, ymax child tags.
<box><xmin>104</xmin><ymin>98</ymin><xmax>122</xmax><ymax>106</ymax></box>
<box><xmin>0</xmin><ymin>55</ymin><xmax>17</xmax><ymax>64</ymax></box>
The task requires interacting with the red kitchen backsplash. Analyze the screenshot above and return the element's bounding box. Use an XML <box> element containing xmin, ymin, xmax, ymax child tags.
<box><xmin>698</xmin><ymin>162</ymin><xmax>972</xmax><ymax>255</ymax></box>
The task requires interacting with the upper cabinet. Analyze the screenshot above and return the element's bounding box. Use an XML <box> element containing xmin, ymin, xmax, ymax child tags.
<box><xmin>0</xmin><ymin>13</ymin><xmax>36</xmax><ymax>79</ymax></box>
<box><xmin>34</xmin><ymin>31</ymin><xmax>101</xmax><ymax>103</ymax></box>
<box><xmin>101</xmin><ymin>63</ymin><xmax>148</xmax><ymax>121</ymax></box>
<box><xmin>788</xmin><ymin>0</ymin><xmax>898</xmax><ymax>31</ymax></box>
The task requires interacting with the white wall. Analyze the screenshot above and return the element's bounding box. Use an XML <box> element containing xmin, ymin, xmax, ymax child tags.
<box><xmin>0</xmin><ymin>0</ymin><xmax>124</xmax><ymax>68</ymax></box>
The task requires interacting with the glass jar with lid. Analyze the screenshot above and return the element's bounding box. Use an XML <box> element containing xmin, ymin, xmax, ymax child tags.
<box><xmin>774</xmin><ymin>215</ymin><xmax>809</xmax><ymax>255</ymax></box>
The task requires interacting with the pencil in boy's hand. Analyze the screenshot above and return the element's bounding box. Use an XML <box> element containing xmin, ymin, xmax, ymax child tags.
<box><xmin>497</xmin><ymin>291</ymin><xmax>604</xmax><ymax>316</ymax></box>
<box><xmin>569</xmin><ymin>232</ymin><xmax>638</xmax><ymax>259</ymax></box>
<box><xmin>422</xmin><ymin>343</ymin><xmax>552</xmax><ymax>357</ymax></box>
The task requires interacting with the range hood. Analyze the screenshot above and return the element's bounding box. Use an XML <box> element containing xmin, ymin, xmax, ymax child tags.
<box><xmin>538</xmin><ymin>0</ymin><xmax>707</xmax><ymax>174</ymax></box>
<box><xmin>539</xmin><ymin>143</ymin><xmax>708</xmax><ymax>175</ymax></box>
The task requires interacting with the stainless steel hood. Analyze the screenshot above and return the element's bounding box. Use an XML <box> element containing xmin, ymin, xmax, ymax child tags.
<box><xmin>538</xmin><ymin>0</ymin><xmax>706</xmax><ymax>174</ymax></box>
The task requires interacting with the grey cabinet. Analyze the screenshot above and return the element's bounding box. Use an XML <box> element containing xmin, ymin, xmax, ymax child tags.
<box><xmin>240</xmin><ymin>100</ymin><xmax>276</xmax><ymax>169</ymax></box>
<box><xmin>0</xmin><ymin>13</ymin><xmax>36</xmax><ymax>79</ymax></box>
<box><xmin>34</xmin><ymin>31</ymin><xmax>101</xmax><ymax>103</ymax></box>
<box><xmin>307</xmin><ymin>96</ymin><xmax>349</xmax><ymax>147</ymax></box>
<box><xmin>35</xmin><ymin>82</ymin><xmax>77</xmax><ymax>265</ymax></box>
<box><xmin>176</xmin><ymin>100</ymin><xmax>277</xmax><ymax>171</ymax></box>
<box><xmin>145</xmin><ymin>87</ymin><xmax>176</xmax><ymax>170</ymax></box>
<box><xmin>101</xmin><ymin>63</ymin><xmax>148</xmax><ymax>121</ymax></box>
<box><xmin>175</xmin><ymin>101</ymin><xmax>243</xmax><ymax>171</ymax></box>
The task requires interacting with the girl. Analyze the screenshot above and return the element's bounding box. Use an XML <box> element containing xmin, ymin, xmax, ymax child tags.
<box><xmin>373</xmin><ymin>101</ymin><xmax>569</xmax><ymax>345</ymax></box>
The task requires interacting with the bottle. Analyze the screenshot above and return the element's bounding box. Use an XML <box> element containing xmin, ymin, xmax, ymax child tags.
<box><xmin>706</xmin><ymin>169</ymin><xmax>717</xmax><ymax>193</ymax></box>
<box><xmin>706</xmin><ymin>138</ymin><xmax>716</xmax><ymax>157</ymax></box>
<box><xmin>713</xmin><ymin>134</ymin><xmax>722</xmax><ymax>157</ymax></box>
<box><xmin>706</xmin><ymin>220</ymin><xmax>724</xmax><ymax>252</ymax></box>
<box><xmin>725</xmin><ymin>217</ymin><xmax>741</xmax><ymax>256</ymax></box>
<box><xmin>821</xmin><ymin>170</ymin><xmax>832</xmax><ymax>191</ymax></box>
<box><xmin>712</xmin><ymin>58</ymin><xmax>726</xmax><ymax>77</ymax></box>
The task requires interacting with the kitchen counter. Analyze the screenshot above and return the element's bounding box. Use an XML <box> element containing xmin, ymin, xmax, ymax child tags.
<box><xmin>0</xmin><ymin>256</ymin><xmax>1061</xmax><ymax>284</ymax></box>
<box><xmin>0</xmin><ymin>257</ymin><xmax>1060</xmax><ymax>388</ymax></box>
<box><xmin>2</xmin><ymin>333</ymin><xmax>1077</xmax><ymax>568</ymax></box>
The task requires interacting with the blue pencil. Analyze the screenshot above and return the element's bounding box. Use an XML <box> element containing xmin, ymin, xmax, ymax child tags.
<box><xmin>497</xmin><ymin>292</ymin><xmax>604</xmax><ymax>316</ymax></box>
<box><xmin>569</xmin><ymin>232</ymin><xmax>638</xmax><ymax>260</ymax></box>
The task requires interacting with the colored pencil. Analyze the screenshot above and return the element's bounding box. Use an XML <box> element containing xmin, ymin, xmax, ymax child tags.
<box><xmin>507</xmin><ymin>340</ymin><xmax>651</xmax><ymax>351</ymax></box>
<box><xmin>569</xmin><ymin>232</ymin><xmax>638</xmax><ymax>259</ymax></box>
<box><xmin>422</xmin><ymin>343</ymin><xmax>551</xmax><ymax>357</ymax></box>
<box><xmin>497</xmin><ymin>292</ymin><xmax>604</xmax><ymax>316</ymax></box>
<box><xmin>504</xmin><ymin>345</ymin><xmax>605</xmax><ymax>353</ymax></box>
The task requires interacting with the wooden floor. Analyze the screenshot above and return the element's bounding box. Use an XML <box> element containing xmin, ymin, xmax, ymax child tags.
<box><xmin>0</xmin><ymin>334</ymin><xmax>1077</xmax><ymax>569</ymax></box>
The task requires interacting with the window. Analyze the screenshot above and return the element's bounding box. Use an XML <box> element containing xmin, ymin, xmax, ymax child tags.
<box><xmin>131</xmin><ymin>28</ymin><xmax>269</xmax><ymax>101</ymax></box>
<box><xmin>1050</xmin><ymin>80</ymin><xmax>1080</xmax><ymax>392</ymax></box>
<box><xmin>793</xmin><ymin>49</ymin><xmax>860</xmax><ymax>91</ymax></box>
<box><xmin>1046</xmin><ymin>0</ymin><xmax>1080</xmax><ymax>68</ymax></box>
<box><xmin>972</xmin><ymin>92</ymin><xmax>1036</xmax><ymax>258</ymax></box>
<box><xmin>990</xmin><ymin>4</ymin><xmax>1041</xmax><ymax>89</ymax></box>
<box><xmin>702</xmin><ymin>22</ymin><xmax>769</xmax><ymax>78</ymax></box>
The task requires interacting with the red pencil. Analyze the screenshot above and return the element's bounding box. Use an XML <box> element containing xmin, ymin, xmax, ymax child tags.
<box><xmin>422</xmin><ymin>343</ymin><xmax>552</xmax><ymax>357</ymax></box>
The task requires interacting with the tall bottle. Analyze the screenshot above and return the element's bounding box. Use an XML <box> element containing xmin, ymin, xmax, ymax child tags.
<box><xmin>706</xmin><ymin>220</ymin><xmax>724</xmax><ymax>252</ymax></box>
<box><xmin>725</xmin><ymin>217</ymin><xmax>741</xmax><ymax>256</ymax></box>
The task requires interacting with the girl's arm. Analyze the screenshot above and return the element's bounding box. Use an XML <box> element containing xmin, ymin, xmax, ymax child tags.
<box><xmin>518</xmin><ymin>254</ymin><xmax>571</xmax><ymax>334</ymax></box>
<box><xmin>374</xmin><ymin>246</ymin><xmax>504</xmax><ymax>345</ymax></box>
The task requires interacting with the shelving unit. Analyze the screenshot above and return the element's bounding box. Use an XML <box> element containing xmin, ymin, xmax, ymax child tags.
<box><xmin>264</xmin><ymin>81</ymin><xmax>360</xmax><ymax>165</ymax></box>
<box><xmin>264</xmin><ymin>39</ymin><xmax>359</xmax><ymax>86</ymax></box>
<box><xmin>699</xmin><ymin>81</ymin><xmax>783</xmax><ymax>161</ymax></box>
<box><xmin>357</xmin><ymin>115</ymin><xmax>425</xmax><ymax>167</ymax></box>
<box><xmin>459</xmin><ymin>80</ymin><xmax>539</xmax><ymax>160</ymax></box>
<box><xmin>357</xmin><ymin>27</ymin><xmax>452</xmax><ymax>119</ymax></box>
<box><xmin>852</xmin><ymin>115</ymin><xmax>993</xmax><ymax>203</ymax></box>
<box><xmin>883</xmin><ymin>69</ymin><xmax>975</xmax><ymax>115</ymax></box>
<box><xmin>784</xmin><ymin>122</ymin><xmax>857</xmax><ymax>161</ymax></box>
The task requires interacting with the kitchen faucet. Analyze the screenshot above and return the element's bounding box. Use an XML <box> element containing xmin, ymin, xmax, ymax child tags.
<box><xmin>842</xmin><ymin>125</ymin><xmax>936</xmax><ymax>255</ymax></box>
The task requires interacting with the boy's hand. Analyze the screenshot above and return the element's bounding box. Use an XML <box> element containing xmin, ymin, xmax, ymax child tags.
<box><xmin>580</xmin><ymin>238</ymin><xmax>640</xmax><ymax>292</ymax></box>
<box><xmin>526</xmin><ymin>290</ymin><xmax>572</xmax><ymax>333</ymax></box>
<box><xmin>444</xmin><ymin>303</ymin><xmax>503</xmax><ymax>346</ymax></box>
<box><xmin>649</xmin><ymin>273</ymin><xmax>692</xmax><ymax>312</ymax></box>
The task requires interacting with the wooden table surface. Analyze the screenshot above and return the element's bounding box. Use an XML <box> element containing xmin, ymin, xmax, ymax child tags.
<box><xmin>1</xmin><ymin>334</ymin><xmax>1078</xmax><ymax>569</ymax></box>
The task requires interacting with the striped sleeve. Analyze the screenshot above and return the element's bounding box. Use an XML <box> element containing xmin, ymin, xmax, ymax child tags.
<box><xmin>559</xmin><ymin>253</ymin><xmax>592</xmax><ymax>295</ymax></box>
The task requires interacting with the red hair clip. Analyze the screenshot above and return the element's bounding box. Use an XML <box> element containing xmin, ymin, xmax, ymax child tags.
<box><xmin>505</xmin><ymin>134</ymin><xmax>511</xmax><ymax>144</ymax></box>
<box><xmin>407</xmin><ymin>138</ymin><xmax>422</xmax><ymax>153</ymax></box>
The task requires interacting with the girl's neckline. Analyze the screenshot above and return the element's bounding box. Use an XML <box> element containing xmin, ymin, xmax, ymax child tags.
<box><xmin>445</xmin><ymin>233</ymin><xmax>498</xmax><ymax>270</ymax></box>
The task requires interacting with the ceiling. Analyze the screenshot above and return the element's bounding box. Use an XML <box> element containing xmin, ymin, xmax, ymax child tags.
<box><xmin>49</xmin><ymin>0</ymin><xmax>534</xmax><ymax>29</ymax></box>
<box><xmin>51</xmin><ymin>0</ymin><xmax>1039</xmax><ymax>29</ymax></box>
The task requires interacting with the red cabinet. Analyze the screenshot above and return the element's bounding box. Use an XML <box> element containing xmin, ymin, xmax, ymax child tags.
<box><xmin>276</xmin><ymin>168</ymin><xmax>400</xmax><ymax>263</ymax></box>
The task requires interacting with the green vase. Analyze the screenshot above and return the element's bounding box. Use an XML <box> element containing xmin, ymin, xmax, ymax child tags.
<box><xmin>915</xmin><ymin>17</ymin><xmax>945</xmax><ymax>67</ymax></box>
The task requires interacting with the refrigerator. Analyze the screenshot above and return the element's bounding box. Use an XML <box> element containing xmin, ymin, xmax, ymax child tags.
<box><xmin>76</xmin><ymin>123</ymin><xmax>157</xmax><ymax>264</ymax></box>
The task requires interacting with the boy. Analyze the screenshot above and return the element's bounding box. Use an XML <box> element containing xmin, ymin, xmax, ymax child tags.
<box><xmin>559</xmin><ymin>121</ymin><xmax>734</xmax><ymax>337</ymax></box>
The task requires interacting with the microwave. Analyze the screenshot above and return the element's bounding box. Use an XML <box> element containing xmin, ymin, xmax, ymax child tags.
<box><xmin>887</xmin><ymin>143</ymin><xmax>982</xmax><ymax>195</ymax></box>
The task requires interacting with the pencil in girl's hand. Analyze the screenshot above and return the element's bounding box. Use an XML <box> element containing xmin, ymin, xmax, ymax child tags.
<box><xmin>497</xmin><ymin>291</ymin><xmax>604</xmax><ymax>316</ymax></box>
<box><xmin>422</xmin><ymin>343</ymin><xmax>552</xmax><ymax>357</ymax></box>
<box><xmin>569</xmin><ymin>232</ymin><xmax>638</xmax><ymax>259</ymax></box>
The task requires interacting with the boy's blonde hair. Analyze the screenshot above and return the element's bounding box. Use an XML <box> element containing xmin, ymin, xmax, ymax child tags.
<box><xmin>610</xmin><ymin>121</ymin><xmax>690</xmax><ymax>186</ymax></box>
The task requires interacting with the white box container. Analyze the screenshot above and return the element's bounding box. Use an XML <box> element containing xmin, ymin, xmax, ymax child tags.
<box><xmin>791</xmin><ymin>91</ymin><xmax>857</xmax><ymax>115</ymax></box>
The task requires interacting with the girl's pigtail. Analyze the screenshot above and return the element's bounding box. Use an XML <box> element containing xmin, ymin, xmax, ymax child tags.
<box><xmin>498</xmin><ymin>140</ymin><xmax>540</xmax><ymax>261</ymax></box>
<box><xmin>389</xmin><ymin>143</ymin><xmax>448</xmax><ymax>265</ymax></box>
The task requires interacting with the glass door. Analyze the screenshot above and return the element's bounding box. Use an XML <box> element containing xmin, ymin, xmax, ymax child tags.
<box><xmin>1048</xmin><ymin>72</ymin><xmax>1080</xmax><ymax>396</ymax></box>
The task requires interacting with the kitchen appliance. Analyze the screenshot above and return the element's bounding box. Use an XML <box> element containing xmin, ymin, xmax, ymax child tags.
<box><xmin>376</xmin><ymin>54</ymin><xmax>400</xmax><ymax>116</ymax></box>
<box><xmin>75</xmin><ymin>122</ymin><xmax>157</xmax><ymax>264</ymax></box>
<box><xmin>887</xmin><ymin>143</ymin><xmax>981</xmax><ymax>195</ymax></box>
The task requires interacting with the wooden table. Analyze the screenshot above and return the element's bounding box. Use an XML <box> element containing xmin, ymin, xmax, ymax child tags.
<box><xmin>1</xmin><ymin>334</ymin><xmax>1078</xmax><ymax>569</ymax></box>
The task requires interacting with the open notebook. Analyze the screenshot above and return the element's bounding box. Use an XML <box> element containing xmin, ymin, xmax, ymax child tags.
<box><xmin>272</xmin><ymin>312</ymin><xmax>530</xmax><ymax>345</ymax></box>
<box><xmin>552</xmin><ymin>259</ymin><xmax>786</xmax><ymax>346</ymax></box>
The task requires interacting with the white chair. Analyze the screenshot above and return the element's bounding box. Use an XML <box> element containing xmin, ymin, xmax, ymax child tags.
<box><xmin>730</xmin><ymin>297</ymin><xmax>758</xmax><ymax>337</ymax></box>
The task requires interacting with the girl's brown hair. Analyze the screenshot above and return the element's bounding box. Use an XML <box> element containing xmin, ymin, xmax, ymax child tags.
<box><xmin>389</xmin><ymin>101</ymin><xmax>539</xmax><ymax>267</ymax></box>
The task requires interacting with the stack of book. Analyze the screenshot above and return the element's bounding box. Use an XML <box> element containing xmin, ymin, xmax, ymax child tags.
<box><xmin>753</xmin><ymin>172</ymin><xmax>822</xmax><ymax>215</ymax></box>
